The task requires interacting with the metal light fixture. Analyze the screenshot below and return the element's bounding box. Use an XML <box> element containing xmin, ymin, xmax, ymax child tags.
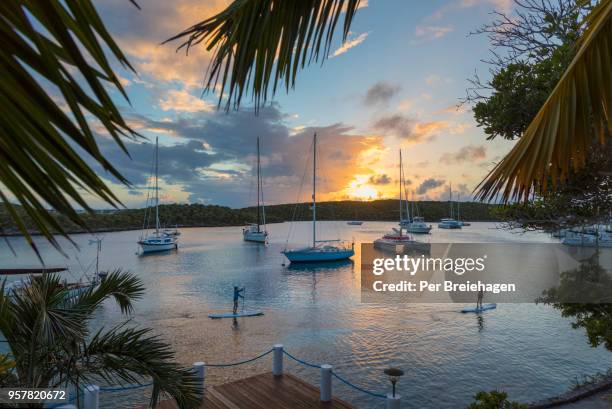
<box><xmin>384</xmin><ymin>367</ymin><xmax>404</xmax><ymax>397</ymax></box>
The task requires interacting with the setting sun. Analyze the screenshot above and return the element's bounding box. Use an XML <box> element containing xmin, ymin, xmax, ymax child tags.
<box><xmin>350</xmin><ymin>184</ymin><xmax>378</xmax><ymax>200</ymax></box>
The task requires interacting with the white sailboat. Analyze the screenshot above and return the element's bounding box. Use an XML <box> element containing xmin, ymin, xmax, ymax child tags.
<box><xmin>282</xmin><ymin>134</ymin><xmax>354</xmax><ymax>263</ymax></box>
<box><xmin>438</xmin><ymin>184</ymin><xmax>461</xmax><ymax>229</ymax></box>
<box><xmin>138</xmin><ymin>137</ymin><xmax>178</xmax><ymax>254</ymax></box>
<box><xmin>375</xmin><ymin>151</ymin><xmax>431</xmax><ymax>253</ymax></box>
<box><xmin>243</xmin><ymin>137</ymin><xmax>268</xmax><ymax>243</ymax></box>
<box><xmin>400</xmin><ymin>188</ymin><xmax>432</xmax><ymax>234</ymax></box>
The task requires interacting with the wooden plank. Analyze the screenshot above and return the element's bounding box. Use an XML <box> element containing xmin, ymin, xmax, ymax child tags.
<box><xmin>142</xmin><ymin>372</ymin><xmax>356</xmax><ymax>409</ymax></box>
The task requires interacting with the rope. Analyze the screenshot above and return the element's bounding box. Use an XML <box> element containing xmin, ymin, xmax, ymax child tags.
<box><xmin>204</xmin><ymin>348</ymin><xmax>273</xmax><ymax>367</ymax></box>
<box><xmin>282</xmin><ymin>350</ymin><xmax>321</xmax><ymax>368</ymax></box>
<box><xmin>283</xmin><ymin>350</ymin><xmax>386</xmax><ymax>399</ymax></box>
<box><xmin>331</xmin><ymin>371</ymin><xmax>386</xmax><ymax>399</ymax></box>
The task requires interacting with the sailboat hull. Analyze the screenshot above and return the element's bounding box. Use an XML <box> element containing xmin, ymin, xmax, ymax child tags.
<box><xmin>283</xmin><ymin>247</ymin><xmax>354</xmax><ymax>263</ymax></box>
<box><xmin>138</xmin><ymin>241</ymin><xmax>177</xmax><ymax>253</ymax></box>
<box><xmin>243</xmin><ymin>230</ymin><xmax>268</xmax><ymax>243</ymax></box>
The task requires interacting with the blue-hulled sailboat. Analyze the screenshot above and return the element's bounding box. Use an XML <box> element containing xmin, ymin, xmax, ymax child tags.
<box><xmin>282</xmin><ymin>134</ymin><xmax>354</xmax><ymax>263</ymax></box>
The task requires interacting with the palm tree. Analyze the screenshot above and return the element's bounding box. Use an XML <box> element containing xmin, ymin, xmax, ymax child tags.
<box><xmin>476</xmin><ymin>0</ymin><xmax>611</xmax><ymax>202</ymax></box>
<box><xmin>0</xmin><ymin>1</ymin><xmax>140</xmax><ymax>256</ymax></box>
<box><xmin>0</xmin><ymin>271</ymin><xmax>202</xmax><ymax>409</ymax></box>
<box><xmin>166</xmin><ymin>0</ymin><xmax>610</xmax><ymax>201</ymax></box>
<box><xmin>164</xmin><ymin>0</ymin><xmax>362</xmax><ymax>110</ymax></box>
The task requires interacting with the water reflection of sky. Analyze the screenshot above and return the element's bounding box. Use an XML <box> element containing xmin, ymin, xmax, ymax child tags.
<box><xmin>1</xmin><ymin>222</ymin><xmax>611</xmax><ymax>408</ymax></box>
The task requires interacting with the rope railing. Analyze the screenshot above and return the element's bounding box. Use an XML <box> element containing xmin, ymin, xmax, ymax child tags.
<box><xmin>204</xmin><ymin>348</ymin><xmax>274</xmax><ymax>367</ymax></box>
<box><xmin>282</xmin><ymin>349</ymin><xmax>321</xmax><ymax>368</ymax></box>
<box><xmin>42</xmin><ymin>344</ymin><xmax>398</xmax><ymax>409</ymax></box>
<box><xmin>282</xmin><ymin>349</ymin><xmax>386</xmax><ymax>399</ymax></box>
<box><xmin>331</xmin><ymin>370</ymin><xmax>386</xmax><ymax>399</ymax></box>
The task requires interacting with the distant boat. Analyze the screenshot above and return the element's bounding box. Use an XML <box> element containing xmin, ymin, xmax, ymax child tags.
<box><xmin>138</xmin><ymin>137</ymin><xmax>178</xmax><ymax>254</ymax></box>
<box><xmin>438</xmin><ymin>185</ymin><xmax>461</xmax><ymax>229</ymax></box>
<box><xmin>399</xmin><ymin>179</ymin><xmax>431</xmax><ymax>234</ymax></box>
<box><xmin>375</xmin><ymin>150</ymin><xmax>430</xmax><ymax>253</ymax></box>
<box><xmin>163</xmin><ymin>226</ymin><xmax>181</xmax><ymax>237</ymax></box>
<box><xmin>243</xmin><ymin>137</ymin><xmax>268</xmax><ymax>243</ymax></box>
<box><xmin>283</xmin><ymin>134</ymin><xmax>354</xmax><ymax>263</ymax></box>
<box><xmin>347</xmin><ymin>221</ymin><xmax>363</xmax><ymax>226</ymax></box>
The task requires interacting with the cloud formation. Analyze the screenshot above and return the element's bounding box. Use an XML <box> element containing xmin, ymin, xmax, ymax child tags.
<box><xmin>373</xmin><ymin>114</ymin><xmax>450</xmax><ymax>144</ymax></box>
<box><xmin>94</xmin><ymin>104</ymin><xmax>383</xmax><ymax>206</ymax></box>
<box><xmin>368</xmin><ymin>174</ymin><xmax>391</xmax><ymax>185</ymax></box>
<box><xmin>363</xmin><ymin>82</ymin><xmax>401</xmax><ymax>107</ymax></box>
<box><xmin>331</xmin><ymin>32</ymin><xmax>370</xmax><ymax>57</ymax></box>
<box><xmin>416</xmin><ymin>178</ymin><xmax>445</xmax><ymax>194</ymax></box>
<box><xmin>414</xmin><ymin>25</ymin><xmax>453</xmax><ymax>40</ymax></box>
<box><xmin>439</xmin><ymin>145</ymin><xmax>486</xmax><ymax>164</ymax></box>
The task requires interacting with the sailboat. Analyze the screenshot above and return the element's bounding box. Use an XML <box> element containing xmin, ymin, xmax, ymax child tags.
<box><xmin>400</xmin><ymin>189</ymin><xmax>432</xmax><ymax>234</ymax></box>
<box><xmin>282</xmin><ymin>134</ymin><xmax>354</xmax><ymax>263</ymax></box>
<box><xmin>138</xmin><ymin>137</ymin><xmax>178</xmax><ymax>254</ymax></box>
<box><xmin>375</xmin><ymin>151</ymin><xmax>431</xmax><ymax>252</ymax></box>
<box><xmin>438</xmin><ymin>184</ymin><xmax>461</xmax><ymax>229</ymax></box>
<box><xmin>243</xmin><ymin>137</ymin><xmax>268</xmax><ymax>243</ymax></box>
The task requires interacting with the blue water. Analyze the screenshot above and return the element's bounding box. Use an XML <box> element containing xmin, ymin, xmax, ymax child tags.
<box><xmin>1</xmin><ymin>222</ymin><xmax>611</xmax><ymax>408</ymax></box>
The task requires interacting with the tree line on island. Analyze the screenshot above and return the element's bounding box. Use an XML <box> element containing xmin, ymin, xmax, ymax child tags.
<box><xmin>0</xmin><ymin>200</ymin><xmax>498</xmax><ymax>236</ymax></box>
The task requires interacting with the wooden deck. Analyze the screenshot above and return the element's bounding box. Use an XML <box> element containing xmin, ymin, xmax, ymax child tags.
<box><xmin>149</xmin><ymin>372</ymin><xmax>355</xmax><ymax>409</ymax></box>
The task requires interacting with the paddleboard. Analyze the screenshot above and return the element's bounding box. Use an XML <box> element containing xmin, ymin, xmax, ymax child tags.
<box><xmin>208</xmin><ymin>310</ymin><xmax>264</xmax><ymax>319</ymax></box>
<box><xmin>460</xmin><ymin>303</ymin><xmax>497</xmax><ymax>313</ymax></box>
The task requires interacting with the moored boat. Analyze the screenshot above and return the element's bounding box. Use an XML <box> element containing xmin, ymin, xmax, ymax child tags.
<box><xmin>243</xmin><ymin>137</ymin><xmax>268</xmax><ymax>244</ymax></box>
<box><xmin>138</xmin><ymin>137</ymin><xmax>178</xmax><ymax>254</ymax></box>
<box><xmin>439</xmin><ymin>185</ymin><xmax>462</xmax><ymax>229</ymax></box>
<box><xmin>282</xmin><ymin>133</ymin><xmax>354</xmax><ymax>263</ymax></box>
<box><xmin>375</xmin><ymin>151</ymin><xmax>430</xmax><ymax>253</ymax></box>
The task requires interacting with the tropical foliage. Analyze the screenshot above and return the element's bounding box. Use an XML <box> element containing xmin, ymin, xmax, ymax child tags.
<box><xmin>538</xmin><ymin>252</ymin><xmax>612</xmax><ymax>351</ymax></box>
<box><xmin>165</xmin><ymin>0</ymin><xmax>362</xmax><ymax>110</ymax></box>
<box><xmin>0</xmin><ymin>200</ymin><xmax>498</xmax><ymax>236</ymax></box>
<box><xmin>0</xmin><ymin>271</ymin><xmax>202</xmax><ymax>408</ymax></box>
<box><xmin>475</xmin><ymin>0</ymin><xmax>611</xmax><ymax>201</ymax></box>
<box><xmin>0</xmin><ymin>1</ymin><xmax>138</xmax><ymax>255</ymax></box>
<box><xmin>466</xmin><ymin>390</ymin><xmax>527</xmax><ymax>409</ymax></box>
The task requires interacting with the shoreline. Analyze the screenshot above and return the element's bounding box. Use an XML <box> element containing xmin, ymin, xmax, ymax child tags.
<box><xmin>0</xmin><ymin>219</ymin><xmax>502</xmax><ymax>238</ymax></box>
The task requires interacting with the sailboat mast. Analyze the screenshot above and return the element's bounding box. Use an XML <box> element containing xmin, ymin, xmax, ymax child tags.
<box><xmin>449</xmin><ymin>184</ymin><xmax>453</xmax><ymax>219</ymax></box>
<box><xmin>457</xmin><ymin>193</ymin><xmax>461</xmax><ymax>222</ymax></box>
<box><xmin>312</xmin><ymin>133</ymin><xmax>317</xmax><ymax>247</ymax></box>
<box><xmin>399</xmin><ymin>150</ymin><xmax>403</xmax><ymax>223</ymax></box>
<box><xmin>155</xmin><ymin>136</ymin><xmax>160</xmax><ymax>234</ymax></box>
<box><xmin>257</xmin><ymin>137</ymin><xmax>260</xmax><ymax>231</ymax></box>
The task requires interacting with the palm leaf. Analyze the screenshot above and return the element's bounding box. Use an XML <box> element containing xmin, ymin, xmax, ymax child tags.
<box><xmin>476</xmin><ymin>0</ymin><xmax>611</xmax><ymax>202</ymax></box>
<box><xmin>0</xmin><ymin>1</ymin><xmax>139</xmax><ymax>257</ymax></box>
<box><xmin>164</xmin><ymin>0</ymin><xmax>362</xmax><ymax>110</ymax></box>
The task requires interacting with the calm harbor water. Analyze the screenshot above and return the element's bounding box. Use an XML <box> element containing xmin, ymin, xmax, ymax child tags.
<box><xmin>1</xmin><ymin>221</ymin><xmax>611</xmax><ymax>408</ymax></box>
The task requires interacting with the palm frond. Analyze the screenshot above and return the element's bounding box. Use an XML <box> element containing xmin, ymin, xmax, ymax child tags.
<box><xmin>79</xmin><ymin>325</ymin><xmax>202</xmax><ymax>409</ymax></box>
<box><xmin>476</xmin><ymin>0</ymin><xmax>611</xmax><ymax>202</ymax></box>
<box><xmin>164</xmin><ymin>0</ymin><xmax>362</xmax><ymax>110</ymax></box>
<box><xmin>68</xmin><ymin>269</ymin><xmax>145</xmax><ymax>316</ymax></box>
<box><xmin>0</xmin><ymin>1</ymin><xmax>140</xmax><ymax>257</ymax></box>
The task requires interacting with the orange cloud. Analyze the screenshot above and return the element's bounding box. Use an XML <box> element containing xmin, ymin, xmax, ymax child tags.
<box><xmin>158</xmin><ymin>89</ymin><xmax>214</xmax><ymax>112</ymax></box>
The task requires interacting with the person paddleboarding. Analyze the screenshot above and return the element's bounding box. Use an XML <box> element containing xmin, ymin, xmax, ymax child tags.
<box><xmin>476</xmin><ymin>288</ymin><xmax>484</xmax><ymax>310</ymax></box>
<box><xmin>233</xmin><ymin>286</ymin><xmax>245</xmax><ymax>314</ymax></box>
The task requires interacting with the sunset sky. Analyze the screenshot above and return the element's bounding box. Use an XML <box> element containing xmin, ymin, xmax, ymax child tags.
<box><xmin>84</xmin><ymin>0</ymin><xmax>517</xmax><ymax>208</ymax></box>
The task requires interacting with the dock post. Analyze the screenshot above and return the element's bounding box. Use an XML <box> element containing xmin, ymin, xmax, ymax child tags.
<box><xmin>320</xmin><ymin>364</ymin><xmax>332</xmax><ymax>402</ymax></box>
<box><xmin>194</xmin><ymin>361</ymin><xmax>205</xmax><ymax>391</ymax></box>
<box><xmin>83</xmin><ymin>384</ymin><xmax>99</xmax><ymax>409</ymax></box>
<box><xmin>273</xmin><ymin>344</ymin><xmax>283</xmax><ymax>376</ymax></box>
<box><xmin>386</xmin><ymin>393</ymin><xmax>401</xmax><ymax>409</ymax></box>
